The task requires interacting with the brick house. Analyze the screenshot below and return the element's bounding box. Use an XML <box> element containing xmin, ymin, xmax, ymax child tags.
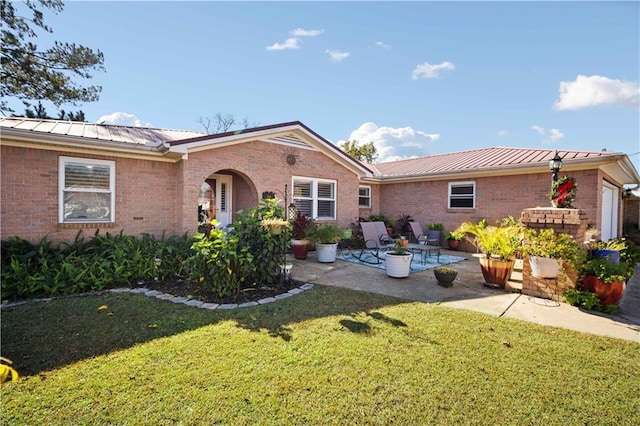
<box><xmin>1</xmin><ymin>117</ymin><xmax>638</xmax><ymax>244</ymax></box>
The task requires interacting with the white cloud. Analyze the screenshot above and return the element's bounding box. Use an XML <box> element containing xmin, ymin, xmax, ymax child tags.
<box><xmin>96</xmin><ymin>112</ymin><xmax>152</xmax><ymax>127</ymax></box>
<box><xmin>554</xmin><ymin>74</ymin><xmax>640</xmax><ymax>110</ymax></box>
<box><xmin>411</xmin><ymin>61</ymin><xmax>455</xmax><ymax>80</ymax></box>
<box><xmin>531</xmin><ymin>125</ymin><xmax>545</xmax><ymax>136</ymax></box>
<box><xmin>325</xmin><ymin>49</ymin><xmax>350</xmax><ymax>62</ymax></box>
<box><xmin>497</xmin><ymin>130</ymin><xmax>508</xmax><ymax>138</ymax></box>
<box><xmin>375</xmin><ymin>41</ymin><xmax>391</xmax><ymax>49</ymax></box>
<box><xmin>340</xmin><ymin>122</ymin><xmax>439</xmax><ymax>163</ymax></box>
<box><xmin>530</xmin><ymin>125</ymin><xmax>564</xmax><ymax>145</ymax></box>
<box><xmin>266</xmin><ymin>37</ymin><xmax>301</xmax><ymax>51</ymax></box>
<box><xmin>290</xmin><ymin>28</ymin><xmax>324</xmax><ymax>37</ymax></box>
<box><xmin>548</xmin><ymin>128</ymin><xmax>564</xmax><ymax>141</ymax></box>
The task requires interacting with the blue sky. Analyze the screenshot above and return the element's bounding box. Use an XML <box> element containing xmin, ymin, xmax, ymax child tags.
<box><xmin>7</xmin><ymin>1</ymin><xmax>640</xmax><ymax>166</ymax></box>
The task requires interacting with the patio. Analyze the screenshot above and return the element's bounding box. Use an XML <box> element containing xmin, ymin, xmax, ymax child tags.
<box><xmin>290</xmin><ymin>249</ymin><xmax>640</xmax><ymax>342</ymax></box>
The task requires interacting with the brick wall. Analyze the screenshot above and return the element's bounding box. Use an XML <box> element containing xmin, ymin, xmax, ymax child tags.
<box><xmin>179</xmin><ymin>141</ymin><xmax>361</xmax><ymax>234</ymax></box>
<box><xmin>520</xmin><ymin>208</ymin><xmax>590</xmax><ymax>300</ymax></box>
<box><xmin>1</xmin><ymin>145</ymin><xmax>180</xmax><ymax>243</ymax></box>
<box><xmin>378</xmin><ymin>170</ymin><xmax>600</xmax><ymax>236</ymax></box>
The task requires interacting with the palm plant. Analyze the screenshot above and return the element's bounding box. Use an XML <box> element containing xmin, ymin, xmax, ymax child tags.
<box><xmin>456</xmin><ymin>219</ymin><xmax>523</xmax><ymax>260</ymax></box>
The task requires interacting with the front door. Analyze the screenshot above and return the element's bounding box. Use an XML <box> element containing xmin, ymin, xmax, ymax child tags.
<box><xmin>214</xmin><ymin>174</ymin><xmax>233</xmax><ymax>229</ymax></box>
<box><xmin>601</xmin><ymin>181</ymin><xmax>619</xmax><ymax>240</ymax></box>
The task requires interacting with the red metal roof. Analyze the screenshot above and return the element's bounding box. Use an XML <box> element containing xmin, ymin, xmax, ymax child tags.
<box><xmin>366</xmin><ymin>147</ymin><xmax>624</xmax><ymax>177</ymax></box>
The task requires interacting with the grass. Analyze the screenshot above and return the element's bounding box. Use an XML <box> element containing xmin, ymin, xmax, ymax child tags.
<box><xmin>2</xmin><ymin>285</ymin><xmax>639</xmax><ymax>425</ymax></box>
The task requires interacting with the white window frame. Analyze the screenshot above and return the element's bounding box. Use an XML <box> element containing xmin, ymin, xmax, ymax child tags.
<box><xmin>448</xmin><ymin>181</ymin><xmax>476</xmax><ymax>209</ymax></box>
<box><xmin>358</xmin><ymin>185</ymin><xmax>371</xmax><ymax>208</ymax></box>
<box><xmin>59</xmin><ymin>156</ymin><xmax>115</xmax><ymax>223</ymax></box>
<box><xmin>292</xmin><ymin>176</ymin><xmax>337</xmax><ymax>220</ymax></box>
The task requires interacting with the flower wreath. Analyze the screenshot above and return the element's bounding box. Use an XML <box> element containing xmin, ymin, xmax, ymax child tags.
<box><xmin>549</xmin><ymin>175</ymin><xmax>577</xmax><ymax>208</ymax></box>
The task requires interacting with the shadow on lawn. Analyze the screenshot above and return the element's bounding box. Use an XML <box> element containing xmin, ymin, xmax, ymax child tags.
<box><xmin>1</xmin><ymin>285</ymin><xmax>408</xmax><ymax>376</ymax></box>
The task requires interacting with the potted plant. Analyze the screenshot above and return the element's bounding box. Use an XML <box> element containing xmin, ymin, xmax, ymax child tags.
<box><xmin>385</xmin><ymin>239</ymin><xmax>413</xmax><ymax>278</ymax></box>
<box><xmin>445</xmin><ymin>230</ymin><xmax>464</xmax><ymax>250</ymax></box>
<box><xmin>580</xmin><ymin>257</ymin><xmax>633</xmax><ymax>306</ymax></box>
<box><xmin>395</xmin><ymin>214</ymin><xmax>413</xmax><ymax>236</ymax></box>
<box><xmin>290</xmin><ymin>212</ymin><xmax>316</xmax><ymax>259</ymax></box>
<box><xmin>456</xmin><ymin>218</ymin><xmax>524</xmax><ymax>288</ymax></box>
<box><xmin>307</xmin><ymin>223</ymin><xmax>345</xmax><ymax>263</ymax></box>
<box><xmin>590</xmin><ymin>238</ymin><xmax>626</xmax><ymax>263</ymax></box>
<box><xmin>433</xmin><ymin>266</ymin><xmax>457</xmax><ymax>287</ymax></box>
<box><xmin>523</xmin><ymin>228</ymin><xmax>584</xmax><ymax>278</ymax></box>
<box><xmin>428</xmin><ymin>223</ymin><xmax>444</xmax><ymax>246</ymax></box>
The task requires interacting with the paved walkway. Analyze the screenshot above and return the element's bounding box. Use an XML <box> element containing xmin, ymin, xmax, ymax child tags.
<box><xmin>290</xmin><ymin>250</ymin><xmax>640</xmax><ymax>343</ymax></box>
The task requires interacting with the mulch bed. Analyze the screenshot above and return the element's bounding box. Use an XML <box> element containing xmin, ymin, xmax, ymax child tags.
<box><xmin>132</xmin><ymin>276</ymin><xmax>303</xmax><ymax>305</ymax></box>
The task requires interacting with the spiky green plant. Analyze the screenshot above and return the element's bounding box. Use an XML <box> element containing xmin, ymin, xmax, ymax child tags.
<box><xmin>455</xmin><ymin>219</ymin><xmax>524</xmax><ymax>260</ymax></box>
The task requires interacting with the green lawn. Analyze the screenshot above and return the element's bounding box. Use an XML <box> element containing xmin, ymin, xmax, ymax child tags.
<box><xmin>2</xmin><ymin>285</ymin><xmax>639</xmax><ymax>425</ymax></box>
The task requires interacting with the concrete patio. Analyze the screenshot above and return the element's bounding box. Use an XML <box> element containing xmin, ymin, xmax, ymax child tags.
<box><xmin>289</xmin><ymin>249</ymin><xmax>640</xmax><ymax>343</ymax></box>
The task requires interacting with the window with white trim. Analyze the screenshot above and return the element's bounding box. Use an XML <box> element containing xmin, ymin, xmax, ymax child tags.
<box><xmin>359</xmin><ymin>185</ymin><xmax>371</xmax><ymax>208</ymax></box>
<box><xmin>292</xmin><ymin>177</ymin><xmax>336</xmax><ymax>219</ymax></box>
<box><xmin>448</xmin><ymin>181</ymin><xmax>475</xmax><ymax>209</ymax></box>
<box><xmin>59</xmin><ymin>156</ymin><xmax>115</xmax><ymax>223</ymax></box>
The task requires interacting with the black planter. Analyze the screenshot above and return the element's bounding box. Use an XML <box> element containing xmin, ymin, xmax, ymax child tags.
<box><xmin>434</xmin><ymin>269</ymin><xmax>457</xmax><ymax>287</ymax></box>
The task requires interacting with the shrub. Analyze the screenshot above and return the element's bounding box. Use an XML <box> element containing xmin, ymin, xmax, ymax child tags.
<box><xmin>226</xmin><ymin>198</ymin><xmax>292</xmax><ymax>288</ymax></box>
<box><xmin>523</xmin><ymin>228</ymin><xmax>584</xmax><ymax>269</ymax></box>
<box><xmin>563</xmin><ymin>289</ymin><xmax>619</xmax><ymax>315</ymax></box>
<box><xmin>187</xmin><ymin>223</ymin><xmax>254</xmax><ymax>298</ymax></box>
<box><xmin>1</xmin><ymin>230</ymin><xmax>193</xmax><ymax>301</ymax></box>
<box><xmin>366</xmin><ymin>214</ymin><xmax>395</xmax><ymax>231</ymax></box>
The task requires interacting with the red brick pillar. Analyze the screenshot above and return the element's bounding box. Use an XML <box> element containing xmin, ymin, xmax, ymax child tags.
<box><xmin>519</xmin><ymin>208</ymin><xmax>590</xmax><ymax>300</ymax></box>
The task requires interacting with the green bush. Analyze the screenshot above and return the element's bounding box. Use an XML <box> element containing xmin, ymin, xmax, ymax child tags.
<box><xmin>1</xmin><ymin>230</ymin><xmax>193</xmax><ymax>301</ymax></box>
<box><xmin>187</xmin><ymin>198</ymin><xmax>292</xmax><ymax>298</ymax></box>
<box><xmin>231</xmin><ymin>198</ymin><xmax>291</xmax><ymax>287</ymax></box>
<box><xmin>563</xmin><ymin>289</ymin><xmax>619</xmax><ymax>315</ymax></box>
<box><xmin>187</xmin><ymin>224</ymin><xmax>254</xmax><ymax>298</ymax></box>
<box><xmin>1</xmin><ymin>198</ymin><xmax>292</xmax><ymax>301</ymax></box>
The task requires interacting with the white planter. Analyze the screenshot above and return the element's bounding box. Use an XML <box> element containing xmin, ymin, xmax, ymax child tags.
<box><xmin>385</xmin><ymin>253</ymin><xmax>413</xmax><ymax>278</ymax></box>
<box><xmin>529</xmin><ymin>256</ymin><xmax>561</xmax><ymax>278</ymax></box>
<box><xmin>316</xmin><ymin>243</ymin><xmax>338</xmax><ymax>263</ymax></box>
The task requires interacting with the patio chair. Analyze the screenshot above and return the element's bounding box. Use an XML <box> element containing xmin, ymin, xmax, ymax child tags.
<box><xmin>356</xmin><ymin>221</ymin><xmax>395</xmax><ymax>264</ymax></box>
<box><xmin>409</xmin><ymin>221</ymin><xmax>439</xmax><ymax>246</ymax></box>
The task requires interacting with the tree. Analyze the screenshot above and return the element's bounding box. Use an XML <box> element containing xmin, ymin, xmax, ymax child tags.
<box><xmin>340</xmin><ymin>140</ymin><xmax>378</xmax><ymax>163</ymax></box>
<box><xmin>17</xmin><ymin>101</ymin><xmax>86</xmax><ymax>121</ymax></box>
<box><xmin>1</xmin><ymin>0</ymin><xmax>105</xmax><ymax>113</ymax></box>
<box><xmin>198</xmin><ymin>113</ymin><xmax>258</xmax><ymax>134</ymax></box>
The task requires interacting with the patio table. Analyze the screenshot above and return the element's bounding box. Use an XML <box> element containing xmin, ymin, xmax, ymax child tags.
<box><xmin>406</xmin><ymin>243</ymin><xmax>441</xmax><ymax>264</ymax></box>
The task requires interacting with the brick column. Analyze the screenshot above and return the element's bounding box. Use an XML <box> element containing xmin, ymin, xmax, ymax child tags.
<box><xmin>519</xmin><ymin>208</ymin><xmax>590</xmax><ymax>300</ymax></box>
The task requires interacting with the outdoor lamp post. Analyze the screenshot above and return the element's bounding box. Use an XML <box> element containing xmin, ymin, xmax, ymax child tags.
<box><xmin>549</xmin><ymin>151</ymin><xmax>563</xmax><ymax>183</ymax></box>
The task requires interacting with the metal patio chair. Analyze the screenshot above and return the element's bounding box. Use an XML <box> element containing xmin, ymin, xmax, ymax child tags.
<box><xmin>355</xmin><ymin>221</ymin><xmax>395</xmax><ymax>264</ymax></box>
<box><xmin>409</xmin><ymin>221</ymin><xmax>439</xmax><ymax>246</ymax></box>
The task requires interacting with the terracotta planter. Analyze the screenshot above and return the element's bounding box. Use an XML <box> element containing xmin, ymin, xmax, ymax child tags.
<box><xmin>582</xmin><ymin>275</ymin><xmax>626</xmax><ymax>306</ymax></box>
<box><xmin>447</xmin><ymin>239</ymin><xmax>460</xmax><ymax>250</ymax></box>
<box><xmin>291</xmin><ymin>239</ymin><xmax>309</xmax><ymax>260</ymax></box>
<box><xmin>478</xmin><ymin>256</ymin><xmax>514</xmax><ymax>288</ymax></box>
<box><xmin>529</xmin><ymin>256</ymin><xmax>561</xmax><ymax>279</ymax></box>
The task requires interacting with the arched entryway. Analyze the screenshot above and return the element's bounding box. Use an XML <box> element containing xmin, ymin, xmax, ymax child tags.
<box><xmin>198</xmin><ymin>170</ymin><xmax>258</xmax><ymax>230</ymax></box>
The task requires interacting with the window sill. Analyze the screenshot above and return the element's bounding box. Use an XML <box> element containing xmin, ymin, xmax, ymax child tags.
<box><xmin>57</xmin><ymin>222</ymin><xmax>118</xmax><ymax>230</ymax></box>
